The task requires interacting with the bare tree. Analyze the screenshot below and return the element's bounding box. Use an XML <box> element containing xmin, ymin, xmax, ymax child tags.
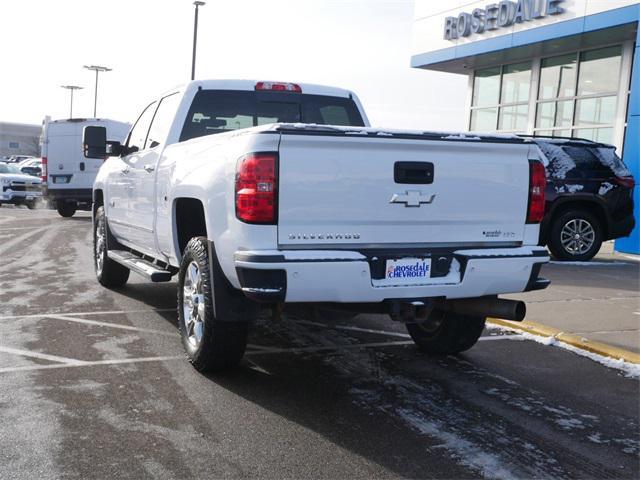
<box><xmin>23</xmin><ymin>134</ymin><xmax>42</xmax><ymax>156</ymax></box>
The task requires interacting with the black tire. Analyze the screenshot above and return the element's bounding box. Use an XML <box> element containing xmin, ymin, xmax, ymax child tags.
<box><xmin>547</xmin><ymin>209</ymin><xmax>603</xmax><ymax>261</ymax></box>
<box><xmin>177</xmin><ymin>237</ymin><xmax>256</xmax><ymax>372</ymax></box>
<box><xmin>93</xmin><ymin>206</ymin><xmax>130</xmax><ymax>287</ymax></box>
<box><xmin>26</xmin><ymin>201</ymin><xmax>36</xmax><ymax>210</ymax></box>
<box><xmin>57</xmin><ymin>202</ymin><xmax>77</xmax><ymax>218</ymax></box>
<box><xmin>405</xmin><ymin>310</ymin><xmax>486</xmax><ymax>354</ymax></box>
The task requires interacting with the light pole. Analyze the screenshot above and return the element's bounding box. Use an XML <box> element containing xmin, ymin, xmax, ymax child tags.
<box><xmin>191</xmin><ymin>1</ymin><xmax>206</xmax><ymax>80</ymax></box>
<box><xmin>83</xmin><ymin>64</ymin><xmax>112</xmax><ymax>117</ymax></box>
<box><xmin>60</xmin><ymin>85</ymin><xmax>83</xmax><ymax>118</ymax></box>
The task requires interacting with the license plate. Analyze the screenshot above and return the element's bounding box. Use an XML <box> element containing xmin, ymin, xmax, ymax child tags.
<box><xmin>26</xmin><ymin>196</ymin><xmax>34</xmax><ymax>201</ymax></box>
<box><xmin>383</xmin><ymin>257</ymin><xmax>431</xmax><ymax>286</ymax></box>
<box><xmin>53</xmin><ymin>176</ymin><xmax>68</xmax><ymax>184</ymax></box>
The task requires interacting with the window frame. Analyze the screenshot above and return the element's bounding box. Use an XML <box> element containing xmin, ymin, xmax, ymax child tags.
<box><xmin>469</xmin><ymin>61</ymin><xmax>532</xmax><ymax>133</ymax></box>
<box><xmin>533</xmin><ymin>45</ymin><xmax>624</xmax><ymax>142</ymax></box>
<box><xmin>124</xmin><ymin>101</ymin><xmax>158</xmax><ymax>154</ymax></box>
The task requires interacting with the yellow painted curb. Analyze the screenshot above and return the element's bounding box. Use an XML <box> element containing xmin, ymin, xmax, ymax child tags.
<box><xmin>488</xmin><ymin>318</ymin><xmax>640</xmax><ymax>364</ymax></box>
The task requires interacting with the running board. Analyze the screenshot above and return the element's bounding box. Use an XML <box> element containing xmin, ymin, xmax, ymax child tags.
<box><xmin>107</xmin><ymin>250</ymin><xmax>173</xmax><ymax>282</ymax></box>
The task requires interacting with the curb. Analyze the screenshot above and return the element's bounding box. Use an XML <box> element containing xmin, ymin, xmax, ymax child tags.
<box><xmin>488</xmin><ymin>319</ymin><xmax>640</xmax><ymax>364</ymax></box>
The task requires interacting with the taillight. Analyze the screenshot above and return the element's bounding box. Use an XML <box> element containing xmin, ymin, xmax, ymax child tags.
<box><xmin>614</xmin><ymin>176</ymin><xmax>635</xmax><ymax>189</ymax></box>
<box><xmin>255</xmin><ymin>81</ymin><xmax>302</xmax><ymax>93</ymax></box>
<box><xmin>527</xmin><ymin>161</ymin><xmax>546</xmax><ymax>224</ymax></box>
<box><xmin>235</xmin><ymin>152</ymin><xmax>278</xmax><ymax>224</ymax></box>
<box><xmin>41</xmin><ymin>156</ymin><xmax>48</xmax><ymax>183</ymax></box>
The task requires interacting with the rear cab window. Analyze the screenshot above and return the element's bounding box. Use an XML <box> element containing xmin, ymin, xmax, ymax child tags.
<box><xmin>179</xmin><ymin>90</ymin><xmax>365</xmax><ymax>142</ymax></box>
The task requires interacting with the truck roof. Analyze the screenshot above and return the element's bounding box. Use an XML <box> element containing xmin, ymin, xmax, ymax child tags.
<box><xmin>165</xmin><ymin>79</ymin><xmax>355</xmax><ymax>99</ymax></box>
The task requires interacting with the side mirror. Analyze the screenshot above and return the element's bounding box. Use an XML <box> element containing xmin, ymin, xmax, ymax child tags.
<box><xmin>106</xmin><ymin>141</ymin><xmax>125</xmax><ymax>157</ymax></box>
<box><xmin>83</xmin><ymin>126</ymin><xmax>107</xmax><ymax>158</ymax></box>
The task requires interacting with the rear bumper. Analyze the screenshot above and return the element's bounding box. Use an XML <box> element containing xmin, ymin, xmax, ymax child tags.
<box><xmin>234</xmin><ymin>246</ymin><xmax>550</xmax><ymax>303</ymax></box>
<box><xmin>0</xmin><ymin>189</ymin><xmax>42</xmax><ymax>204</ymax></box>
<box><xmin>44</xmin><ymin>187</ymin><xmax>92</xmax><ymax>204</ymax></box>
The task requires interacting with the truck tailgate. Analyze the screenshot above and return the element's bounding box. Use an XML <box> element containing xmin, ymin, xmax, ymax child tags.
<box><xmin>277</xmin><ymin>134</ymin><xmax>531</xmax><ymax>247</ymax></box>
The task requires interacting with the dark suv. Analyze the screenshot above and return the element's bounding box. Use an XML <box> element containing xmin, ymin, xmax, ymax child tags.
<box><xmin>530</xmin><ymin>137</ymin><xmax>635</xmax><ymax>261</ymax></box>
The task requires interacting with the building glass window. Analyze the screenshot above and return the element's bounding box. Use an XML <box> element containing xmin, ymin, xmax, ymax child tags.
<box><xmin>472</xmin><ymin>67</ymin><xmax>501</xmax><ymax>107</ymax></box>
<box><xmin>470</xmin><ymin>62</ymin><xmax>531</xmax><ymax>132</ymax></box>
<box><xmin>8</xmin><ymin>142</ymin><xmax>19</xmax><ymax>149</ymax></box>
<box><xmin>501</xmin><ymin>62</ymin><xmax>530</xmax><ymax>104</ymax></box>
<box><xmin>577</xmin><ymin>46</ymin><xmax>622</xmax><ymax>96</ymax></box>
<box><xmin>470</xmin><ymin>108</ymin><xmax>498</xmax><ymax>131</ymax></box>
<box><xmin>539</xmin><ymin>54</ymin><xmax>577</xmax><ymax>100</ymax></box>
<box><xmin>498</xmin><ymin>104</ymin><xmax>528</xmax><ymax>131</ymax></box>
<box><xmin>534</xmin><ymin>46</ymin><xmax>622</xmax><ymax>143</ymax></box>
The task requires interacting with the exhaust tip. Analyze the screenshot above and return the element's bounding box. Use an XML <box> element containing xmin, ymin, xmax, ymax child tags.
<box><xmin>513</xmin><ymin>301</ymin><xmax>526</xmax><ymax>322</ymax></box>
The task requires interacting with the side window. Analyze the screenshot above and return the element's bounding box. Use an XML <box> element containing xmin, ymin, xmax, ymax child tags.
<box><xmin>127</xmin><ymin>102</ymin><xmax>157</xmax><ymax>153</ymax></box>
<box><xmin>562</xmin><ymin>146</ymin><xmax>610</xmax><ymax>174</ymax></box>
<box><xmin>146</xmin><ymin>93</ymin><xmax>181</xmax><ymax>149</ymax></box>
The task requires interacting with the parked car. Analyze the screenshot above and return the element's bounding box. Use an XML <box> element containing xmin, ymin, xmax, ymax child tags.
<box><xmin>41</xmin><ymin>117</ymin><xmax>130</xmax><ymax>217</ymax></box>
<box><xmin>18</xmin><ymin>157</ymin><xmax>43</xmax><ymax>177</ymax></box>
<box><xmin>5</xmin><ymin>155</ymin><xmax>35</xmax><ymax>164</ymax></box>
<box><xmin>0</xmin><ymin>162</ymin><xmax>42</xmax><ymax>209</ymax></box>
<box><xmin>83</xmin><ymin>79</ymin><xmax>549</xmax><ymax>372</ymax></box>
<box><xmin>530</xmin><ymin>136</ymin><xmax>635</xmax><ymax>261</ymax></box>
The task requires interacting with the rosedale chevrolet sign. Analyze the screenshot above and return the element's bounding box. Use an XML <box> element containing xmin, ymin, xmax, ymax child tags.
<box><xmin>444</xmin><ymin>0</ymin><xmax>565</xmax><ymax>40</ymax></box>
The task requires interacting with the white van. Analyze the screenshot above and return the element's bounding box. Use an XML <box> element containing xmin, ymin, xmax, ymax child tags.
<box><xmin>41</xmin><ymin>117</ymin><xmax>130</xmax><ymax>217</ymax></box>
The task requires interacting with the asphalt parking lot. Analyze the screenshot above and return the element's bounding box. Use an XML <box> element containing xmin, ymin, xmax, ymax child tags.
<box><xmin>0</xmin><ymin>207</ymin><xmax>638</xmax><ymax>479</ymax></box>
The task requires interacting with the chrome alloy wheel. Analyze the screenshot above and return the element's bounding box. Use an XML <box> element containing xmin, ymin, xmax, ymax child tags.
<box><xmin>560</xmin><ymin>218</ymin><xmax>595</xmax><ymax>255</ymax></box>
<box><xmin>95</xmin><ymin>216</ymin><xmax>106</xmax><ymax>275</ymax></box>
<box><xmin>183</xmin><ymin>261</ymin><xmax>206</xmax><ymax>348</ymax></box>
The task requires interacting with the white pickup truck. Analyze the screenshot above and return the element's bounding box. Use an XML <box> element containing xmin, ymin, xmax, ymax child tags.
<box><xmin>83</xmin><ymin>79</ymin><xmax>549</xmax><ymax>372</ymax></box>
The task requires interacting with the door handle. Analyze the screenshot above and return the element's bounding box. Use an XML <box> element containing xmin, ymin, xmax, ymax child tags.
<box><xmin>143</xmin><ymin>164</ymin><xmax>155</xmax><ymax>173</ymax></box>
<box><xmin>121</xmin><ymin>167</ymin><xmax>130</xmax><ymax>174</ymax></box>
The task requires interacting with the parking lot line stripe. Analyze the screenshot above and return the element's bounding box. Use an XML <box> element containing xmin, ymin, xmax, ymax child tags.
<box><xmin>294</xmin><ymin>319</ymin><xmax>412</xmax><ymax>338</ymax></box>
<box><xmin>0</xmin><ymin>355</ymin><xmax>183</xmax><ymax>374</ymax></box>
<box><xmin>0</xmin><ymin>308</ymin><xmax>176</xmax><ymax>321</ymax></box>
<box><xmin>47</xmin><ymin>315</ymin><xmax>177</xmax><ymax>336</ymax></box>
<box><xmin>0</xmin><ymin>346</ymin><xmax>87</xmax><ymax>365</ymax></box>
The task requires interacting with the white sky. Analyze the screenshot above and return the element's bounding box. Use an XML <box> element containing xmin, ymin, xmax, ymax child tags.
<box><xmin>0</xmin><ymin>0</ymin><xmax>467</xmax><ymax>130</ymax></box>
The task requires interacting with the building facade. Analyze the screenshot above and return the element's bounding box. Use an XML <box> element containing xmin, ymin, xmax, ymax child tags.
<box><xmin>0</xmin><ymin>121</ymin><xmax>42</xmax><ymax>158</ymax></box>
<box><xmin>412</xmin><ymin>0</ymin><xmax>639</xmax><ymax>254</ymax></box>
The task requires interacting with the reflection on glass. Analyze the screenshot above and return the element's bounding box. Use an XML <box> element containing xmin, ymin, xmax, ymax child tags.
<box><xmin>498</xmin><ymin>104</ymin><xmax>528</xmax><ymax>131</ymax></box>
<box><xmin>470</xmin><ymin>108</ymin><xmax>498</xmax><ymax>131</ymax></box>
<box><xmin>536</xmin><ymin>100</ymin><xmax>574</xmax><ymax>128</ymax></box>
<box><xmin>553</xmin><ymin>129</ymin><xmax>571</xmax><ymax>138</ymax></box>
<box><xmin>501</xmin><ymin>62</ymin><xmax>531</xmax><ymax>104</ymax></box>
<box><xmin>539</xmin><ymin>54</ymin><xmax>577</xmax><ymax>100</ymax></box>
<box><xmin>574</xmin><ymin>128</ymin><xmax>613</xmax><ymax>144</ymax></box>
<box><xmin>534</xmin><ymin>130</ymin><xmax>552</xmax><ymax>137</ymax></box>
<box><xmin>575</xmin><ymin>96</ymin><xmax>616</xmax><ymax>126</ymax></box>
<box><xmin>578</xmin><ymin>46</ymin><xmax>621</xmax><ymax>96</ymax></box>
<box><xmin>472</xmin><ymin>67</ymin><xmax>501</xmax><ymax>107</ymax></box>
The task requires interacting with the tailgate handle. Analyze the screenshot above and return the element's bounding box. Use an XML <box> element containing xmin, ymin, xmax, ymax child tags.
<box><xmin>394</xmin><ymin>161</ymin><xmax>434</xmax><ymax>184</ymax></box>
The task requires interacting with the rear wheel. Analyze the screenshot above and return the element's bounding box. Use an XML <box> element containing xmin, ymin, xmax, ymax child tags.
<box><xmin>57</xmin><ymin>202</ymin><xmax>77</xmax><ymax>218</ymax></box>
<box><xmin>548</xmin><ymin>209</ymin><xmax>603</xmax><ymax>261</ymax></box>
<box><xmin>94</xmin><ymin>206</ymin><xmax>130</xmax><ymax>287</ymax></box>
<box><xmin>405</xmin><ymin>310</ymin><xmax>486</xmax><ymax>354</ymax></box>
<box><xmin>177</xmin><ymin>237</ymin><xmax>253</xmax><ymax>372</ymax></box>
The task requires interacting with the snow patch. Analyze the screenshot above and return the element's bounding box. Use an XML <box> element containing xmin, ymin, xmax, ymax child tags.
<box><xmin>598</xmin><ymin>182</ymin><xmax>615</xmax><ymax>195</ymax></box>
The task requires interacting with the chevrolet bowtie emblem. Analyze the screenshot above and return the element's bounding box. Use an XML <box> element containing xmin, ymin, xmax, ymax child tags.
<box><xmin>389</xmin><ymin>191</ymin><xmax>436</xmax><ymax>207</ymax></box>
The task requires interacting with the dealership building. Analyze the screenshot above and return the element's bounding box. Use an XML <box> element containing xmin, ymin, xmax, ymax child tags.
<box><xmin>412</xmin><ymin>0</ymin><xmax>639</xmax><ymax>254</ymax></box>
